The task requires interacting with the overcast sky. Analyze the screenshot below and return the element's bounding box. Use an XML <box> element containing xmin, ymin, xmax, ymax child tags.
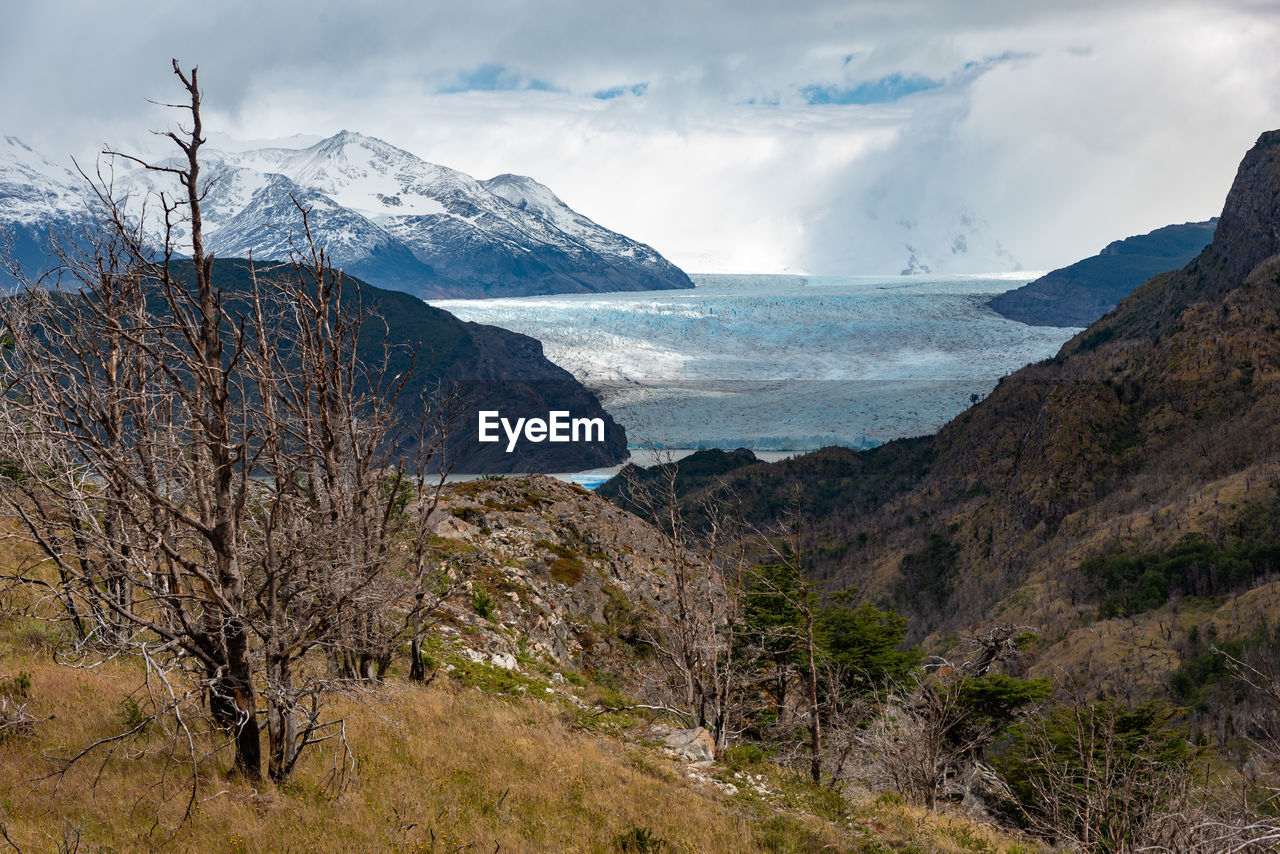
<box><xmin>4</xmin><ymin>0</ymin><xmax>1279</xmax><ymax>274</ymax></box>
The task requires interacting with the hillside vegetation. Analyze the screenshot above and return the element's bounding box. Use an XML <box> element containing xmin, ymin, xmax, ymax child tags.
<box><xmin>0</xmin><ymin>526</ymin><xmax>1039</xmax><ymax>854</ymax></box>
<box><xmin>607</xmin><ymin>129</ymin><xmax>1280</xmax><ymax>728</ymax></box>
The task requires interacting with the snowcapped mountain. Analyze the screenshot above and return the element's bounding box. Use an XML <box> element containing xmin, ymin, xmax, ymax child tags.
<box><xmin>0</xmin><ymin>136</ymin><xmax>84</xmax><ymax>224</ymax></box>
<box><xmin>0</xmin><ymin>136</ymin><xmax>97</xmax><ymax>287</ymax></box>
<box><xmin>0</xmin><ymin>131</ymin><xmax>692</xmax><ymax>298</ymax></box>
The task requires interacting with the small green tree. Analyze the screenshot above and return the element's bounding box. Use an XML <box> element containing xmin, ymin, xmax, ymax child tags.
<box><xmin>738</xmin><ymin>560</ymin><xmax>808</xmax><ymax>719</ymax></box>
<box><xmin>817</xmin><ymin>594</ymin><xmax>922</xmax><ymax>698</ymax></box>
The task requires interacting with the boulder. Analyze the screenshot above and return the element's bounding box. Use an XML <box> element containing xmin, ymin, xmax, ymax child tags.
<box><xmin>648</xmin><ymin>725</ymin><xmax>715</xmax><ymax>762</ymax></box>
<box><xmin>489</xmin><ymin>652</ymin><xmax>519</xmax><ymax>671</ymax></box>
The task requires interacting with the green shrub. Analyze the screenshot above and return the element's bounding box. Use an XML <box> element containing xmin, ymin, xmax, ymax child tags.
<box><xmin>722</xmin><ymin>743</ymin><xmax>770</xmax><ymax>771</ymax></box>
<box><xmin>17</xmin><ymin>622</ymin><xmax>64</xmax><ymax>655</ymax></box>
<box><xmin>549</xmin><ymin>556</ymin><xmax>585</xmax><ymax>586</ymax></box>
<box><xmin>0</xmin><ymin>671</ymin><xmax>31</xmax><ymax>699</ymax></box>
<box><xmin>450</xmin><ymin>505</ymin><xmax>487</xmax><ymax>526</ymax></box>
<box><xmin>120</xmin><ymin>696</ymin><xmax>150</xmax><ymax>732</ymax></box>
<box><xmin>0</xmin><ymin>672</ymin><xmax>35</xmax><ymax>742</ymax></box>
<box><xmin>613</xmin><ymin>825</ymin><xmax>667</xmax><ymax>853</ymax></box>
<box><xmin>1082</xmin><ymin>533</ymin><xmax>1280</xmax><ymax>617</ymax></box>
<box><xmin>996</xmin><ymin>700</ymin><xmax>1191</xmax><ymax>851</ymax></box>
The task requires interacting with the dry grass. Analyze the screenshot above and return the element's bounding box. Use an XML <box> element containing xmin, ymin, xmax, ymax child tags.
<box><xmin>0</xmin><ymin>518</ymin><xmax>1041</xmax><ymax>854</ymax></box>
<box><xmin>0</xmin><ymin>635</ymin><xmax>821</xmax><ymax>853</ymax></box>
<box><xmin>0</xmin><ymin>629</ymin><xmax>1053</xmax><ymax>854</ymax></box>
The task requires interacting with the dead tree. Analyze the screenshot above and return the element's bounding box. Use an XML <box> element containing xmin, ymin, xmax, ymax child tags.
<box><xmin>0</xmin><ymin>61</ymin><xmax>426</xmax><ymax>786</ymax></box>
<box><xmin>618</xmin><ymin>453</ymin><xmax>748</xmax><ymax>748</ymax></box>
<box><xmin>1136</xmin><ymin>647</ymin><xmax>1280</xmax><ymax>852</ymax></box>
<box><xmin>237</xmin><ymin>215</ymin><xmax>417</xmax><ymax>780</ymax></box>
<box><xmin>400</xmin><ymin>387</ymin><xmax>465</xmax><ymax>684</ymax></box>
<box><xmin>0</xmin><ymin>63</ymin><xmax>266</xmax><ymax>777</ymax></box>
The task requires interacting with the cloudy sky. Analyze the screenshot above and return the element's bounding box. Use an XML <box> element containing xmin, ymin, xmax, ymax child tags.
<box><xmin>4</xmin><ymin>0</ymin><xmax>1279</xmax><ymax>274</ymax></box>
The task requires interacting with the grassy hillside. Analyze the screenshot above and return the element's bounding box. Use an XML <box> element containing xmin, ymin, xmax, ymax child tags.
<box><xmin>0</xmin><ymin>599</ymin><xmax>1040</xmax><ymax>853</ymax></box>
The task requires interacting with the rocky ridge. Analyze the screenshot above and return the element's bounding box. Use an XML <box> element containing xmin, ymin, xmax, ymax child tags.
<box><xmin>421</xmin><ymin>475</ymin><xmax>694</xmax><ymax>680</ymax></box>
<box><xmin>988</xmin><ymin>218</ymin><xmax>1217</xmax><ymax>327</ymax></box>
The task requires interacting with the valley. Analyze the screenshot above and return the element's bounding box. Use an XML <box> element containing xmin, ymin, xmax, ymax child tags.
<box><xmin>2</xmin><ymin>48</ymin><xmax>1280</xmax><ymax>853</ymax></box>
<box><xmin>435</xmin><ymin>273</ymin><xmax>1080</xmax><ymax>453</ymax></box>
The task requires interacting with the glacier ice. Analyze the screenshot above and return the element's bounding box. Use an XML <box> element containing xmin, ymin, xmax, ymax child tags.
<box><xmin>432</xmin><ymin>274</ymin><xmax>1081</xmax><ymax>451</ymax></box>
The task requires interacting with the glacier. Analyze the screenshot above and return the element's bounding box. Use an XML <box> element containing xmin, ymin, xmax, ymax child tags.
<box><xmin>432</xmin><ymin>274</ymin><xmax>1081</xmax><ymax>451</ymax></box>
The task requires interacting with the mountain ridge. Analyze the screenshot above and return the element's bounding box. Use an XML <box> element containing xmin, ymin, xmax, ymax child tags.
<box><xmin>987</xmin><ymin>218</ymin><xmax>1217</xmax><ymax>327</ymax></box>
<box><xmin>0</xmin><ymin>131</ymin><xmax>693</xmax><ymax>299</ymax></box>
<box><xmin>606</xmin><ymin>129</ymin><xmax>1280</xmax><ymax>699</ymax></box>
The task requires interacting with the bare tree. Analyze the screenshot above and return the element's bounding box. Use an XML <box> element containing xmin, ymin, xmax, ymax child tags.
<box><xmin>1009</xmin><ymin>698</ymin><xmax>1191</xmax><ymax>853</ymax></box>
<box><xmin>1134</xmin><ymin>648</ymin><xmax>1280</xmax><ymax>853</ymax></box>
<box><xmin>617</xmin><ymin>453</ymin><xmax>748</xmax><ymax>749</ymax></box>
<box><xmin>847</xmin><ymin>626</ymin><xmax>1037</xmax><ymax>808</ymax></box>
<box><xmin>850</xmin><ymin>660</ymin><xmax>1014</xmax><ymax>811</ymax></box>
<box><xmin>0</xmin><ymin>61</ymin><xmax>426</xmax><ymax>788</ymax></box>
<box><xmin>401</xmin><ymin>388</ymin><xmax>464</xmax><ymax>684</ymax></box>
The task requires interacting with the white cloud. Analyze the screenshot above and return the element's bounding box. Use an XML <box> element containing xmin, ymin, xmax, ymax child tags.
<box><xmin>3</xmin><ymin>0</ymin><xmax>1278</xmax><ymax>274</ymax></box>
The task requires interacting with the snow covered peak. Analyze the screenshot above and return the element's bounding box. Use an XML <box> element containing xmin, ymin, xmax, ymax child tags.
<box><xmin>483</xmin><ymin>173</ymin><xmax>581</xmax><ymax>230</ymax></box>
<box><xmin>0</xmin><ymin>135</ymin><xmax>85</xmax><ymax>223</ymax></box>
<box><xmin>2</xmin><ymin>132</ymin><xmax>693</xmax><ymax>299</ymax></box>
<box><xmin>481</xmin><ymin>172</ymin><xmax>657</xmax><ymax>257</ymax></box>
<box><xmin>219</xmin><ymin>131</ymin><xmax>476</xmax><ymax>222</ymax></box>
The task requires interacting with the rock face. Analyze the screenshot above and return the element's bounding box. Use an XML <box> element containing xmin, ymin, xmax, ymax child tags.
<box><xmin>646</xmin><ymin>725</ymin><xmax>717</xmax><ymax>762</ymax></box>
<box><xmin>423</xmin><ymin>476</ymin><xmax>706</xmax><ymax>681</ymax></box>
<box><xmin>987</xmin><ymin>219</ymin><xmax>1216</xmax><ymax>327</ymax></box>
<box><xmin>1210</xmin><ymin>129</ymin><xmax>1280</xmax><ymax>288</ymax></box>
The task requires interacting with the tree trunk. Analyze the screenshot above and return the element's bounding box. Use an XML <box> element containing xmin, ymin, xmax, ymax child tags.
<box><xmin>266</xmin><ymin>654</ymin><xmax>297</xmax><ymax>783</ymax></box>
<box><xmin>409</xmin><ymin>632</ymin><xmax>427</xmax><ymax>682</ymax></box>
<box><xmin>226</xmin><ymin>621</ymin><xmax>261</xmax><ymax>780</ymax></box>
<box><xmin>806</xmin><ymin>612</ymin><xmax>822</xmax><ymax>784</ymax></box>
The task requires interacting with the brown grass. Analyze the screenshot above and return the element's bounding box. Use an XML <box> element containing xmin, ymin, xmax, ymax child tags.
<box><xmin>0</xmin><ymin>641</ymin><xmax>833</xmax><ymax>852</ymax></box>
<box><xmin>0</xmin><ymin>632</ymin><xmax>1052</xmax><ymax>854</ymax></box>
<box><xmin>0</xmin><ymin>521</ymin><xmax>1042</xmax><ymax>854</ymax></box>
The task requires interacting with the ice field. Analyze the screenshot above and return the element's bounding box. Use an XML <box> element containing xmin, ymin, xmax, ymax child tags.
<box><xmin>432</xmin><ymin>274</ymin><xmax>1080</xmax><ymax>451</ymax></box>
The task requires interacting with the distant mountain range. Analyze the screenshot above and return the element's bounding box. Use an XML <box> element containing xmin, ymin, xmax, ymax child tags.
<box><xmin>988</xmin><ymin>218</ymin><xmax>1217</xmax><ymax>326</ymax></box>
<box><xmin>0</xmin><ymin>132</ymin><xmax>693</xmax><ymax>299</ymax></box>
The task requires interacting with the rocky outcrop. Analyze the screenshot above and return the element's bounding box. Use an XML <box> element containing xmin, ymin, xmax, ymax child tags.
<box><xmin>645</xmin><ymin>725</ymin><xmax>716</xmax><ymax>762</ymax></box>
<box><xmin>423</xmin><ymin>476</ymin><xmax>702</xmax><ymax>681</ymax></box>
<box><xmin>1209</xmin><ymin>129</ymin><xmax>1280</xmax><ymax>287</ymax></box>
